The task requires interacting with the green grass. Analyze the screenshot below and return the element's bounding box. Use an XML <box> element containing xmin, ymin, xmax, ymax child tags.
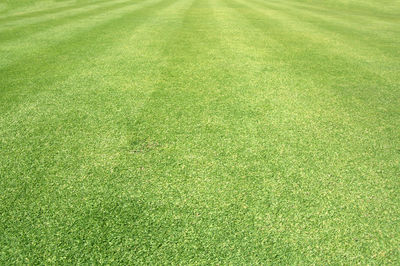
<box><xmin>1</xmin><ymin>0</ymin><xmax>399</xmax><ymax>263</ymax></box>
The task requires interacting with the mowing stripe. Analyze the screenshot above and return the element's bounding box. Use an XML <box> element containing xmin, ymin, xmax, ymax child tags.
<box><xmin>0</xmin><ymin>0</ymin><xmax>199</xmax><ymax>261</ymax></box>
<box><xmin>0</xmin><ymin>0</ymin><xmax>162</xmax><ymax>68</ymax></box>
<box><xmin>0</xmin><ymin>0</ymin><xmax>399</xmax><ymax>263</ymax></box>
<box><xmin>230</xmin><ymin>0</ymin><xmax>400</xmax><ymax>85</ymax></box>
<box><xmin>0</xmin><ymin>0</ymin><xmax>113</xmax><ymax>22</ymax></box>
<box><xmin>0</xmin><ymin>0</ymin><xmax>152</xmax><ymax>44</ymax></box>
<box><xmin>0</xmin><ymin>0</ymin><xmax>179</xmax><ymax>104</ymax></box>
<box><xmin>247</xmin><ymin>0</ymin><xmax>400</xmax><ymax>58</ymax></box>
<box><xmin>253</xmin><ymin>0</ymin><xmax>400</xmax><ymax>41</ymax></box>
<box><xmin>0</xmin><ymin>0</ymin><xmax>133</xmax><ymax>32</ymax></box>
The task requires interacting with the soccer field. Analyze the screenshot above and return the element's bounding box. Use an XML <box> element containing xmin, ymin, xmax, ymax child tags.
<box><xmin>0</xmin><ymin>0</ymin><xmax>399</xmax><ymax>263</ymax></box>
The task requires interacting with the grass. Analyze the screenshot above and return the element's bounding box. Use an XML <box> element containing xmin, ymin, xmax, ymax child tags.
<box><xmin>0</xmin><ymin>0</ymin><xmax>399</xmax><ymax>263</ymax></box>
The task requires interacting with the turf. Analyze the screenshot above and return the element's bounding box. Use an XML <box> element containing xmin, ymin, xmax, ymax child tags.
<box><xmin>0</xmin><ymin>0</ymin><xmax>399</xmax><ymax>263</ymax></box>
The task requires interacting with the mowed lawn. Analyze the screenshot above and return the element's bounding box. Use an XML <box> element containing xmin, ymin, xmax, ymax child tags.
<box><xmin>0</xmin><ymin>0</ymin><xmax>399</xmax><ymax>263</ymax></box>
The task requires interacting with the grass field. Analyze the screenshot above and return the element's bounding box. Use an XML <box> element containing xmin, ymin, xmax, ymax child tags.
<box><xmin>1</xmin><ymin>0</ymin><xmax>399</xmax><ymax>263</ymax></box>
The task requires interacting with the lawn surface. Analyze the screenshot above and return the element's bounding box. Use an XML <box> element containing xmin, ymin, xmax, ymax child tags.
<box><xmin>1</xmin><ymin>0</ymin><xmax>399</xmax><ymax>263</ymax></box>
